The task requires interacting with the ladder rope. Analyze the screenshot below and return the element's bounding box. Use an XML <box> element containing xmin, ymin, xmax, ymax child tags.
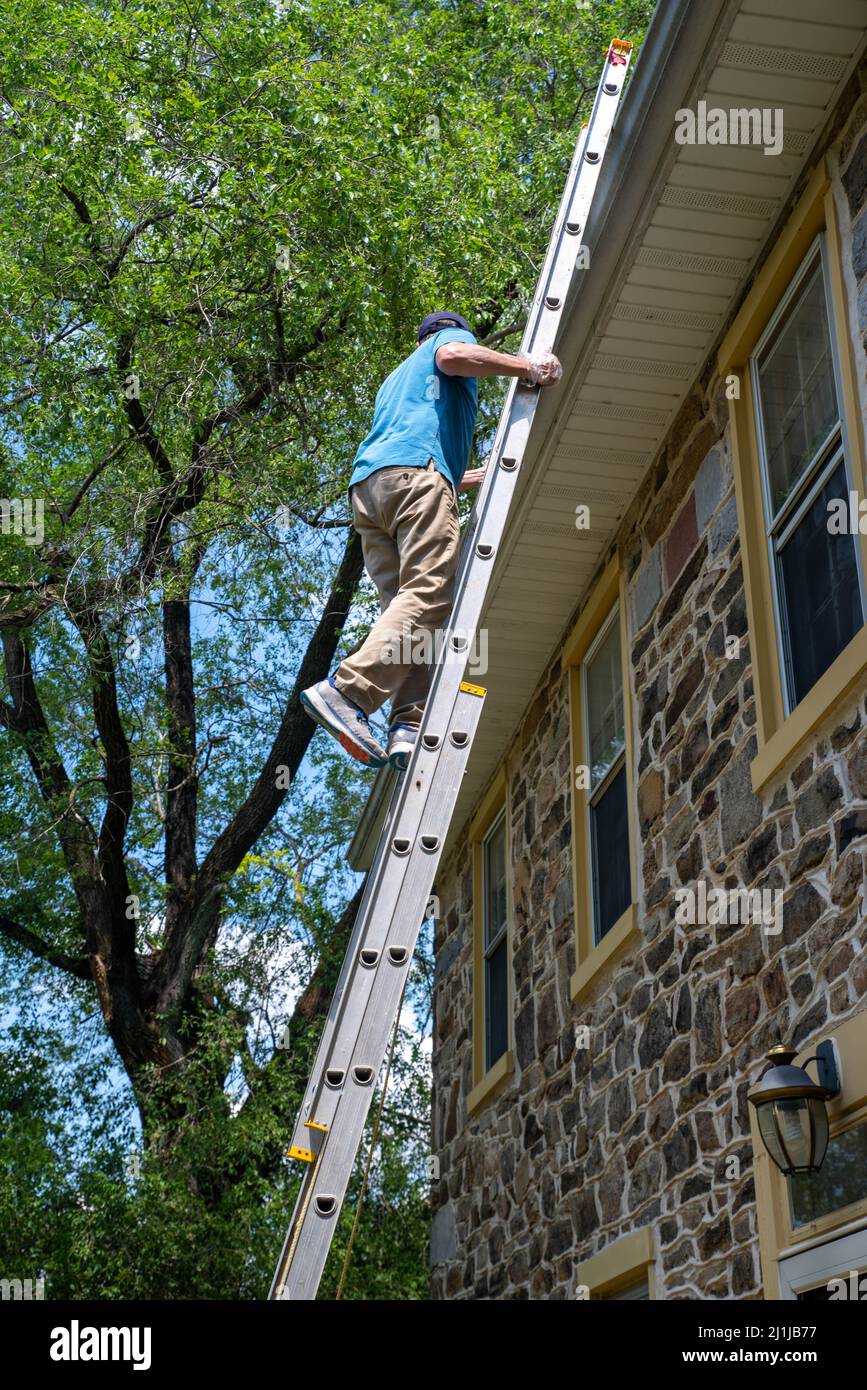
<box><xmin>273</xmin><ymin>1145</ymin><xmax>325</xmax><ymax>1297</ymax></box>
<box><xmin>335</xmin><ymin>975</ymin><xmax>408</xmax><ymax>1300</ymax></box>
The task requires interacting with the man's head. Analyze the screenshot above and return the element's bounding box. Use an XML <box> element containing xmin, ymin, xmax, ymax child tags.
<box><xmin>416</xmin><ymin>311</ymin><xmax>471</xmax><ymax>347</ymax></box>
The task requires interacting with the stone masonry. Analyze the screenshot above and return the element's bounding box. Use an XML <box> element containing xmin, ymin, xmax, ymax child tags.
<box><xmin>429</xmin><ymin>65</ymin><xmax>867</xmax><ymax>1300</ymax></box>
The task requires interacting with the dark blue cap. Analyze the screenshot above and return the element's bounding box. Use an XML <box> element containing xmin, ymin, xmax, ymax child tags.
<box><xmin>417</xmin><ymin>311</ymin><xmax>471</xmax><ymax>343</ymax></box>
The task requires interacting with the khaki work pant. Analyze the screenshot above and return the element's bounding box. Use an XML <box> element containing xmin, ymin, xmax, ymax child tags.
<box><xmin>335</xmin><ymin>461</ymin><xmax>461</xmax><ymax>728</ymax></box>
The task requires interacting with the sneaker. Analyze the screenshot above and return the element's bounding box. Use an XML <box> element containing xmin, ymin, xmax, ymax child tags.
<box><xmin>300</xmin><ymin>676</ymin><xmax>387</xmax><ymax>767</ymax></box>
<box><xmin>387</xmin><ymin>722</ymin><xmax>418</xmax><ymax>771</ymax></box>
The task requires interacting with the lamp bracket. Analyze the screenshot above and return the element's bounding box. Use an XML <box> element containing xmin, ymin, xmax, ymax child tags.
<box><xmin>809</xmin><ymin>1038</ymin><xmax>841</xmax><ymax>1097</ymax></box>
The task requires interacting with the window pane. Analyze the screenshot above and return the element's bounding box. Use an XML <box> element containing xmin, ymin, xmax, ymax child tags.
<box><xmin>485</xmin><ymin>937</ymin><xmax>508</xmax><ymax>1069</ymax></box>
<box><xmin>756</xmin><ymin>258</ymin><xmax>840</xmax><ymax>516</ymax></box>
<box><xmin>483</xmin><ymin>815</ymin><xmax>506</xmax><ymax>949</ymax></box>
<box><xmin>789</xmin><ymin>1120</ymin><xmax>867</xmax><ymax>1229</ymax></box>
<box><xmin>590</xmin><ymin>762</ymin><xmax>630</xmax><ymax>943</ymax></box>
<box><xmin>795</xmin><ymin>1279</ymin><xmax>867</xmax><ymax>1301</ymax></box>
<box><xmin>778</xmin><ymin>457</ymin><xmax>862</xmax><ymax>706</ymax></box>
<box><xmin>586</xmin><ymin>615</ymin><xmax>624</xmax><ymax>792</ymax></box>
<box><xmin>605</xmin><ymin>1279</ymin><xmax>649</xmax><ymax>1301</ymax></box>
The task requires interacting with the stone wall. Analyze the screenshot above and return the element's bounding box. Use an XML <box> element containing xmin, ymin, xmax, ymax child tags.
<box><xmin>429</xmin><ymin>74</ymin><xmax>867</xmax><ymax>1301</ymax></box>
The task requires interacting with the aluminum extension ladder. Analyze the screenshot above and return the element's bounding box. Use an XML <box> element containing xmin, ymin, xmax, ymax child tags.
<box><xmin>270</xmin><ymin>38</ymin><xmax>633</xmax><ymax>1301</ymax></box>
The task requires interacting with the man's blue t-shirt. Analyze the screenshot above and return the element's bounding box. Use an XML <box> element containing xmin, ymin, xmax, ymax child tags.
<box><xmin>348</xmin><ymin>328</ymin><xmax>478</xmax><ymax>493</ymax></box>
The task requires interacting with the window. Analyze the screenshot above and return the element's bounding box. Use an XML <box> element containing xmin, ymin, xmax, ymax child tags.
<box><xmin>562</xmin><ymin>554</ymin><xmax>639</xmax><ymax>1002</ymax></box>
<box><xmin>467</xmin><ymin>767</ymin><xmax>514</xmax><ymax>1114</ymax></box>
<box><xmin>482</xmin><ymin>809</ymin><xmax>508</xmax><ymax>1071</ymax></box>
<box><xmin>718</xmin><ymin>160</ymin><xmax>867</xmax><ymax>792</ymax></box>
<box><xmin>605</xmin><ymin>1278</ymin><xmax>650</xmax><ymax>1301</ymax></box>
<box><xmin>781</xmin><ymin>1226</ymin><xmax>867</xmax><ymax>1301</ymax></box>
<box><xmin>750</xmin><ymin>239</ymin><xmax>864</xmax><ymax>712</ymax></box>
<box><xmin>584</xmin><ymin>607</ymin><xmax>631</xmax><ymax>943</ymax></box>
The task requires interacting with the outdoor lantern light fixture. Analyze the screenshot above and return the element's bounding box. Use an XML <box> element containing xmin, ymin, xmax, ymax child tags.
<box><xmin>749</xmin><ymin>1041</ymin><xmax>841</xmax><ymax>1176</ymax></box>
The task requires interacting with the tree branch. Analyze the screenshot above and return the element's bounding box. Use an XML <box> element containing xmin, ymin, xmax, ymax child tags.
<box><xmin>163</xmin><ymin>589</ymin><xmax>198</xmax><ymax>937</ymax></box>
<box><xmin>0</xmin><ymin>914</ymin><xmax>90</xmax><ymax>979</ymax></box>
<box><xmin>117</xmin><ymin>335</ymin><xmax>175</xmax><ymax>487</ymax></box>
<box><xmin>1</xmin><ymin>629</ymin><xmax>101</xmax><ymax>893</ymax></box>
<box><xmin>66</xmin><ymin>603</ymin><xmax>134</xmax><ymax>921</ymax></box>
<box><xmin>105</xmin><ymin>182</ymin><xmax>218</xmax><ymax>281</ymax></box>
<box><xmin>59</xmin><ymin>436</ymin><xmax>133</xmax><ymax>524</ymax></box>
<box><xmin>0</xmin><ymin>630</ymin><xmax>141</xmax><ymax>1032</ymax></box>
<box><xmin>482</xmin><ymin>316</ymin><xmax>526</xmax><ymax>348</ymax></box>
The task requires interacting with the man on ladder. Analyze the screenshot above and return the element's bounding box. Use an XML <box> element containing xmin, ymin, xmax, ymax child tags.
<box><xmin>301</xmin><ymin>311</ymin><xmax>562</xmax><ymax>771</ymax></box>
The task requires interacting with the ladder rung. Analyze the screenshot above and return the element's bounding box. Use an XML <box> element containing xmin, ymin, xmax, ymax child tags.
<box><xmin>288</xmin><ymin>1146</ymin><xmax>314</xmax><ymax>1163</ymax></box>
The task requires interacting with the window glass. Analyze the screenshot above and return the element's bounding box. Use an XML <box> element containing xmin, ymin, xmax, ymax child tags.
<box><xmin>483</xmin><ymin>813</ymin><xmax>508</xmax><ymax>1070</ymax></box>
<box><xmin>590</xmin><ymin>762</ymin><xmax>630</xmax><ymax>942</ymax></box>
<box><xmin>756</xmin><ymin>259</ymin><xmax>840</xmax><ymax>517</ymax></box>
<box><xmin>777</xmin><ymin>456</ymin><xmax>861</xmax><ymax>703</ymax></box>
<box><xmin>789</xmin><ymin>1121</ymin><xmax>867</xmax><ymax>1229</ymax></box>
<box><xmin>751</xmin><ymin>239</ymin><xmax>864</xmax><ymax>712</ymax></box>
<box><xmin>485</xmin><ymin>937</ymin><xmax>508</xmax><ymax>1069</ymax></box>
<box><xmin>586</xmin><ymin>616</ymin><xmax>624</xmax><ymax>791</ymax></box>
<box><xmin>604</xmin><ymin>1278</ymin><xmax>650</xmax><ymax>1301</ymax></box>
<box><xmin>484</xmin><ymin>816</ymin><xmax>506</xmax><ymax>949</ymax></box>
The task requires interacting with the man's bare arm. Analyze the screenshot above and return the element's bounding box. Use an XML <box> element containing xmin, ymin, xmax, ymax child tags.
<box><xmin>435</xmin><ymin>342</ymin><xmax>531</xmax><ymax>378</ymax></box>
<box><xmin>457</xmin><ymin>467</ymin><xmax>486</xmax><ymax>493</ymax></box>
<box><xmin>436</xmin><ymin>342</ymin><xmax>562</xmax><ymax>387</ymax></box>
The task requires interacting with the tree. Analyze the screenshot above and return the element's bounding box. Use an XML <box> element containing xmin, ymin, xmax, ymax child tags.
<box><xmin>0</xmin><ymin>0</ymin><xmax>654</xmax><ymax>1295</ymax></box>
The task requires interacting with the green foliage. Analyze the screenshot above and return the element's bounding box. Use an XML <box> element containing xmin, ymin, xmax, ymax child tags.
<box><xmin>0</xmin><ymin>943</ymin><xmax>431</xmax><ymax>1298</ymax></box>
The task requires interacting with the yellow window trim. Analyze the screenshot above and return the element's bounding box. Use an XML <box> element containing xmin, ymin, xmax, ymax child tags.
<box><xmin>750</xmin><ymin>1011</ymin><xmax>867</xmax><ymax>1300</ymax></box>
<box><xmin>467</xmin><ymin>1048</ymin><xmax>515</xmax><ymax>1116</ymax></box>
<box><xmin>571</xmin><ymin>902</ymin><xmax>639</xmax><ymax>1002</ymax></box>
<box><xmin>576</xmin><ymin>1226</ymin><xmax>656</xmax><ymax>1299</ymax></box>
<box><xmin>562</xmin><ymin>553</ymin><xmax>640</xmax><ymax>1003</ymax></box>
<box><xmin>718</xmin><ymin>158</ymin><xmax>867</xmax><ymax>794</ymax></box>
<box><xmin>751</xmin><ymin>625</ymin><xmax>867</xmax><ymax>790</ymax></box>
<box><xmin>468</xmin><ymin>765</ymin><xmax>515</xmax><ymax>1114</ymax></box>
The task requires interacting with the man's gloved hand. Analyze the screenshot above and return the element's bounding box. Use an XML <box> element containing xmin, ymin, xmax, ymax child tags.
<box><xmin>522</xmin><ymin>351</ymin><xmax>563</xmax><ymax>387</ymax></box>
